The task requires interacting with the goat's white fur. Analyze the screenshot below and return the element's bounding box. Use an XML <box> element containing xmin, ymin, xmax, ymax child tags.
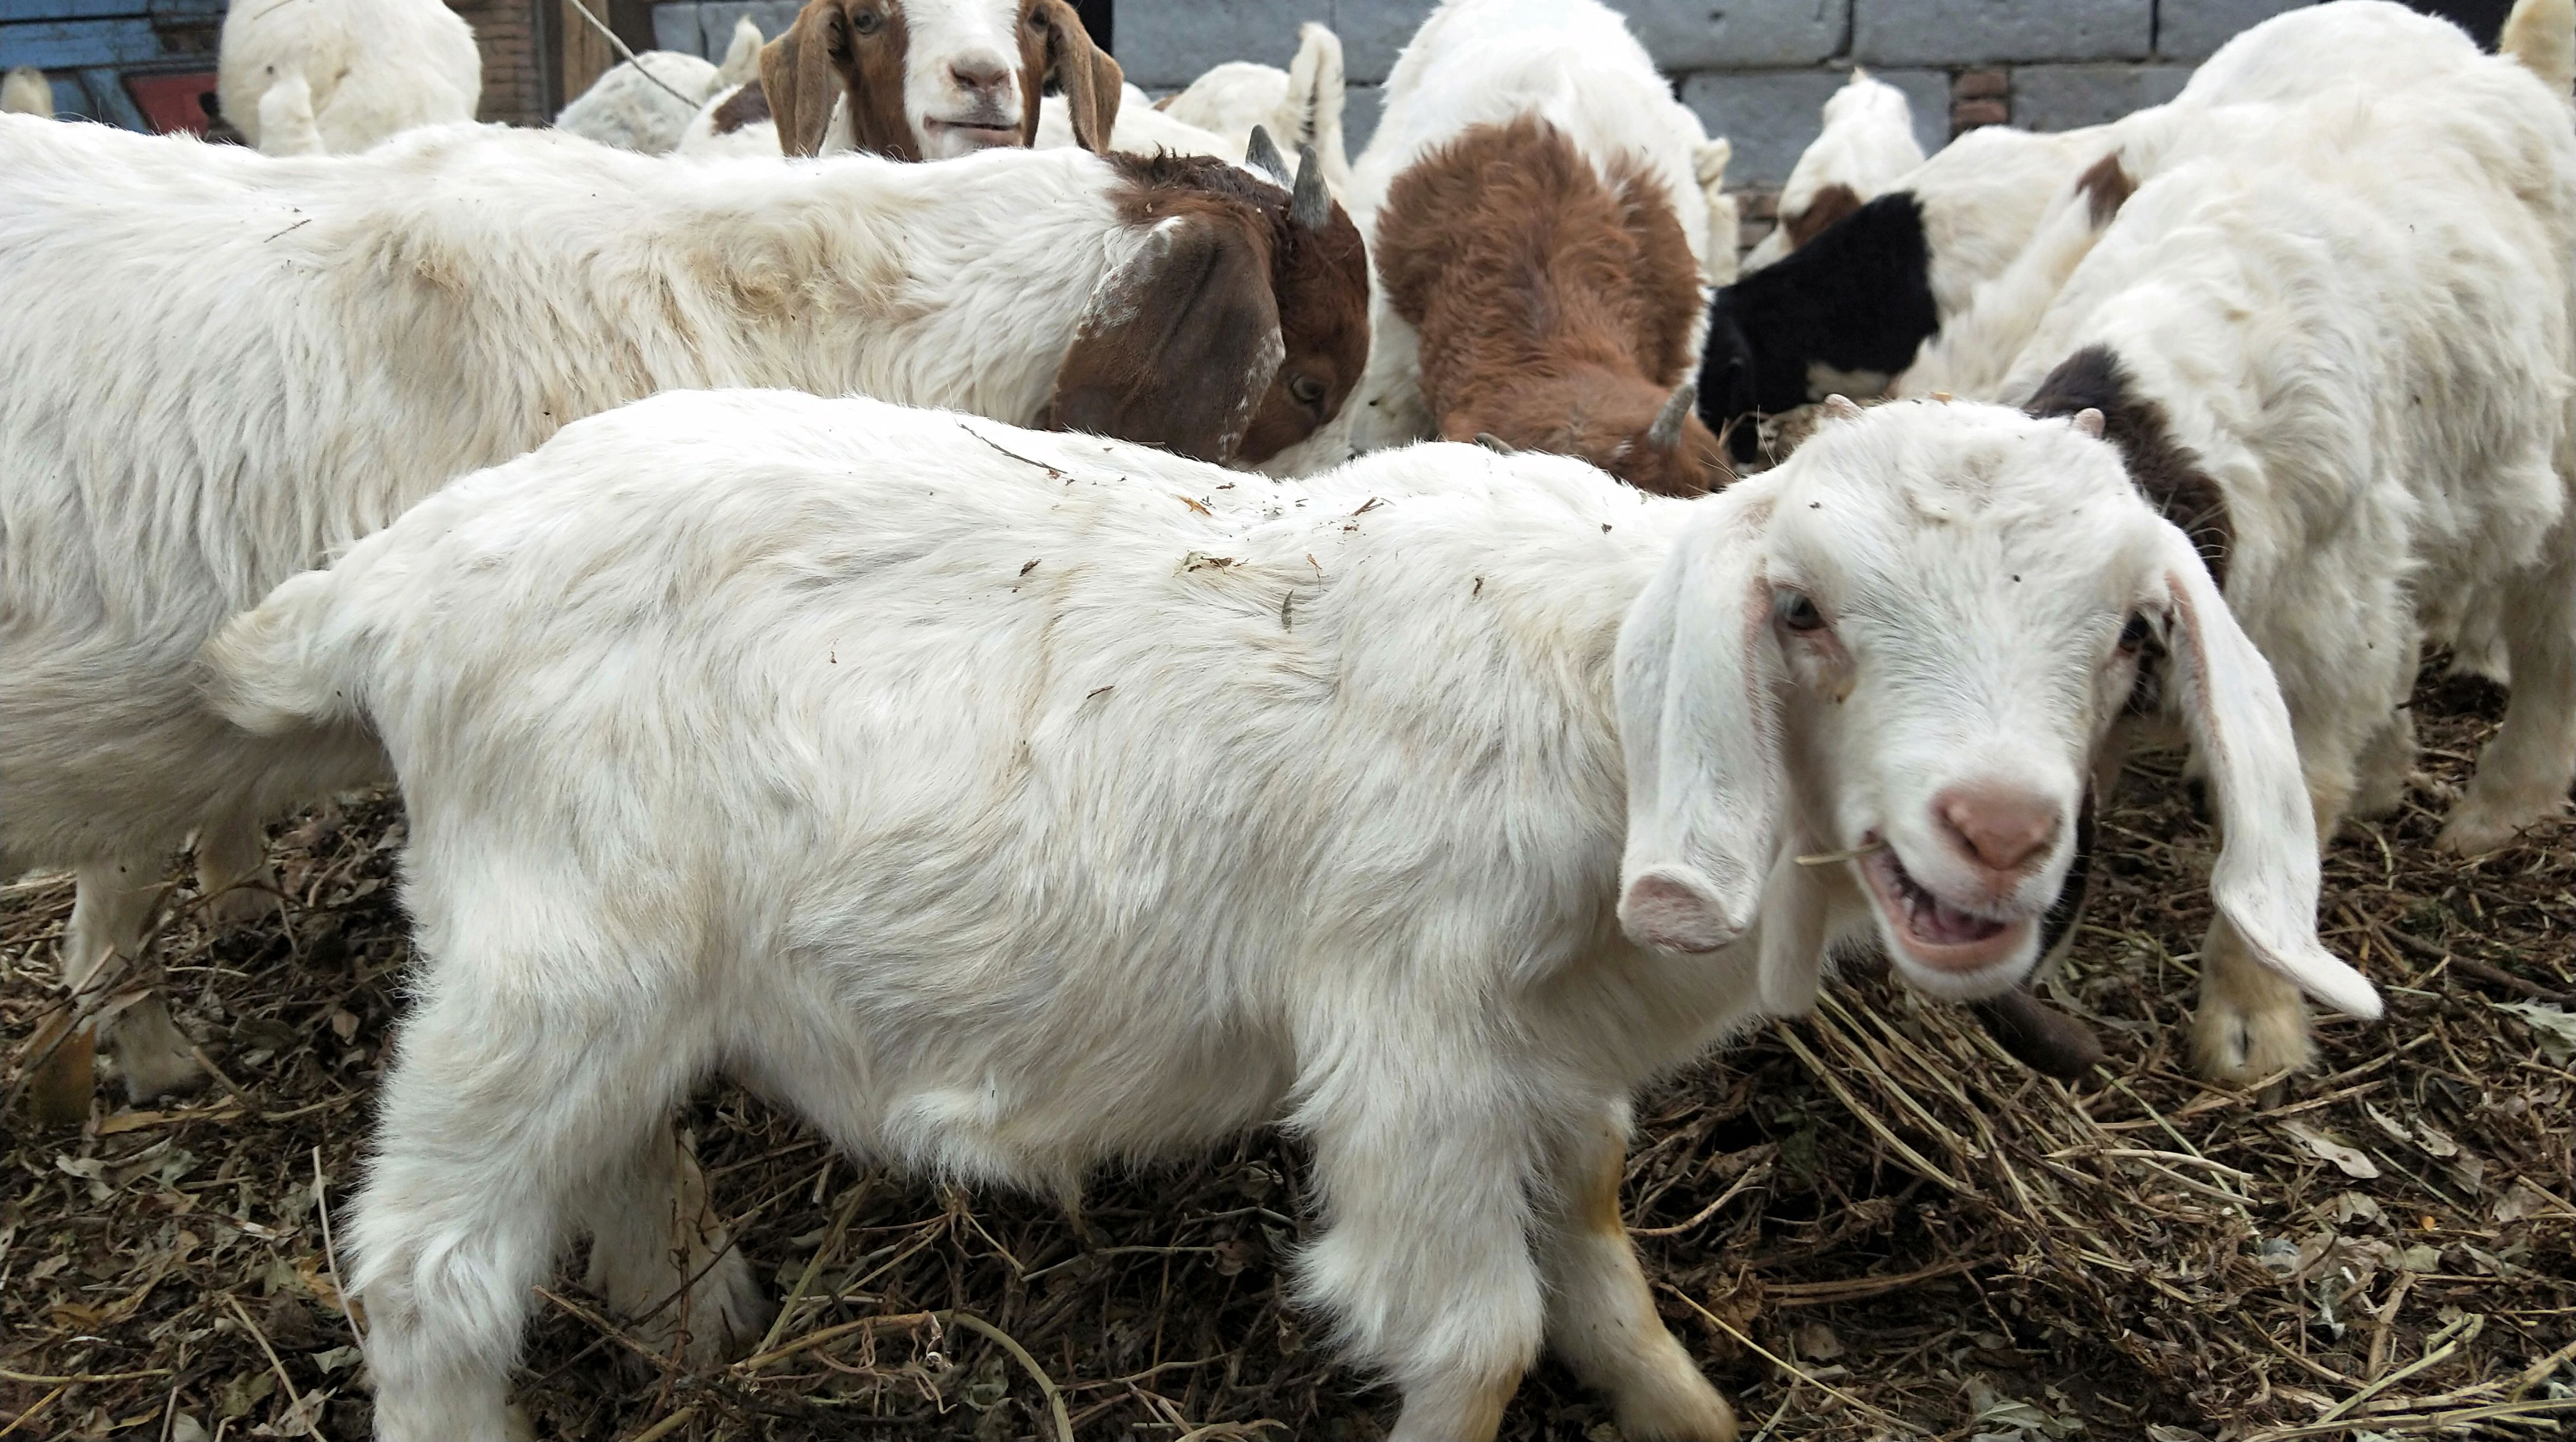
<box><xmin>1744</xmin><ymin>69</ymin><xmax>1924</xmax><ymax>273</ymax></box>
<box><xmin>204</xmin><ymin>390</ymin><xmax>2368</xmax><ymax>1442</ymax></box>
<box><xmin>555</xmin><ymin>20</ymin><xmax>761</xmax><ymax>154</ymax></box>
<box><xmin>1259</xmin><ymin>0</ymin><xmax>1716</xmax><ymax>477</ymax></box>
<box><xmin>1</xmin><ymin>65</ymin><xmax>52</xmax><ymax>117</ymax></box>
<box><xmin>0</xmin><ymin>115</ymin><xmax>1237</xmax><ymax>1101</ymax></box>
<box><xmin>1696</xmin><ymin>136</ymin><xmax>1741</xmax><ymax>286</ymax></box>
<box><xmin>216</xmin><ymin>0</ymin><xmax>479</xmax><ymax>154</ymax></box>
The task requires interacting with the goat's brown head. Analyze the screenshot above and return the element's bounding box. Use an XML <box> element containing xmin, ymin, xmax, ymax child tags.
<box><xmin>1042</xmin><ymin>135</ymin><xmax>1371</xmax><ymax>467</ymax></box>
<box><xmin>1380</xmin><ymin>114</ymin><xmax>1731</xmax><ymax>497</ymax></box>
<box><xmin>1441</xmin><ymin>375</ymin><xmax>1728</xmax><ymax>498</ymax></box>
<box><xmin>760</xmin><ymin>0</ymin><xmax>1117</xmax><ymax>160</ymax></box>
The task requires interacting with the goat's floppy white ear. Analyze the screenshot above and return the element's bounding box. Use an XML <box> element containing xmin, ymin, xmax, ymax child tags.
<box><xmin>1756</xmin><ymin>843</ymin><xmax>1826</xmax><ymax>1014</ymax></box>
<box><xmin>1616</xmin><ymin>494</ymin><xmax>1782</xmax><ymax>954</ymax></box>
<box><xmin>2157</xmin><ymin>528</ymin><xmax>2382</xmax><ymax>1021</ymax></box>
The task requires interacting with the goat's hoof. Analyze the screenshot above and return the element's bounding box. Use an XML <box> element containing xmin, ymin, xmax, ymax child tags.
<box><xmin>201</xmin><ymin>883</ymin><xmax>280</xmax><ymax>929</ymax></box>
<box><xmin>2436</xmin><ymin>797</ymin><xmax>2559</xmax><ymax>856</ymax></box>
<box><xmin>111</xmin><ymin>1011</ymin><xmax>210</xmax><ymax>1105</ymax></box>
<box><xmin>2190</xmin><ymin>997</ymin><xmax>2314</xmax><ymax>1089</ymax></box>
<box><xmin>20</xmin><ymin>1018</ymin><xmax>97</xmax><ymax>1128</ymax></box>
<box><xmin>1614</xmin><ymin>1381</ymin><xmax>1738</xmax><ymax>1442</ymax></box>
<box><xmin>631</xmin><ymin>1246</ymin><xmax>774</xmax><ymax>1369</ymax></box>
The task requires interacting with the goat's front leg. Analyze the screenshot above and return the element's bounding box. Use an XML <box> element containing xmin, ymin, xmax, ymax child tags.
<box><xmin>26</xmin><ymin>858</ymin><xmax>187</xmax><ymax>1123</ymax></box>
<box><xmin>2193</xmin><ymin>775</ymin><xmax>2348</xmax><ymax>1085</ymax></box>
<box><xmin>1296</xmin><ymin>1056</ymin><xmax>1549</xmax><ymax>1441</ymax></box>
<box><xmin>1535</xmin><ymin>1105</ymin><xmax>1738</xmax><ymax>1441</ymax></box>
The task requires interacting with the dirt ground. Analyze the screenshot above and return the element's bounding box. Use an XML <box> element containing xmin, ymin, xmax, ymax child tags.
<box><xmin>4</xmin><ymin>666</ymin><xmax>2572</xmax><ymax>1441</ymax></box>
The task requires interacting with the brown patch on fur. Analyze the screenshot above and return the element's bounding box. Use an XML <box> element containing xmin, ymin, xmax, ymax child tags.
<box><xmin>2026</xmin><ymin>344</ymin><xmax>2232</xmax><ymax>586</ymax></box>
<box><xmin>1016</xmin><ymin>0</ymin><xmax>1120</xmax><ymax>151</ymax></box>
<box><xmin>1784</xmin><ymin>181</ymin><xmax>1864</xmax><ymax>249</ymax></box>
<box><xmin>2076</xmin><ymin>153</ymin><xmax>2135</xmax><ymax>228</ymax></box>
<box><xmin>1373</xmin><ymin>116</ymin><xmax>1730</xmax><ymax>496</ymax></box>
<box><xmin>711</xmin><ymin>77</ymin><xmax>771</xmax><ymax>134</ymax></box>
<box><xmin>760</xmin><ymin>0</ymin><xmax>917</xmax><ymax>159</ymax></box>
<box><xmin>1044</xmin><ymin>151</ymin><xmax>1367</xmax><ymax>464</ymax></box>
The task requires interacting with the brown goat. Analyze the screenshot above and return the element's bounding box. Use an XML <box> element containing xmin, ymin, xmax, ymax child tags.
<box><xmin>1373</xmin><ymin>115</ymin><xmax>1730</xmax><ymax>496</ymax></box>
<box><xmin>760</xmin><ymin>0</ymin><xmax>1118</xmax><ymax>159</ymax></box>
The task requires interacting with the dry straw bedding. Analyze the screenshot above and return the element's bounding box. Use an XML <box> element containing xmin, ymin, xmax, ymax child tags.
<box><xmin>3</xmin><ymin>669</ymin><xmax>2571</xmax><ymax>1441</ymax></box>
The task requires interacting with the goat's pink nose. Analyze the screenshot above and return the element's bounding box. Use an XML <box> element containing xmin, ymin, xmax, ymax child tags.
<box><xmin>949</xmin><ymin>56</ymin><xmax>1012</xmax><ymax>93</ymax></box>
<box><xmin>1935</xmin><ymin>785</ymin><xmax>2060</xmax><ymax>874</ymax></box>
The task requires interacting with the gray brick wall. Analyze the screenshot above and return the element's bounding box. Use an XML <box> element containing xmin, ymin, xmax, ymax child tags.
<box><xmin>648</xmin><ymin>0</ymin><xmax>2340</xmax><ymax>185</ymax></box>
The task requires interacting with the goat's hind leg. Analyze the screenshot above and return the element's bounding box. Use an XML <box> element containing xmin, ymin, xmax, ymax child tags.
<box><xmin>1535</xmin><ymin>1105</ymin><xmax>1737</xmax><ymax>1440</ymax></box>
<box><xmin>577</xmin><ymin>1119</ymin><xmax>771</xmax><ymax>1367</ymax></box>
<box><xmin>2442</xmin><ymin>544</ymin><xmax>2576</xmax><ymax>853</ymax></box>
<box><xmin>352</xmin><ymin>972</ymin><xmax>716</xmax><ymax>1442</ymax></box>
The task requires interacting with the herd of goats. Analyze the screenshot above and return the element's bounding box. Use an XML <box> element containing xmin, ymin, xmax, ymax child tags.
<box><xmin>4</xmin><ymin>0</ymin><xmax>2574</xmax><ymax>1435</ymax></box>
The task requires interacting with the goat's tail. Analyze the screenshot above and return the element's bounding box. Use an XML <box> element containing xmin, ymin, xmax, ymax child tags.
<box><xmin>254</xmin><ymin>68</ymin><xmax>324</xmax><ymax>154</ymax></box>
<box><xmin>201</xmin><ymin>569</ymin><xmax>370</xmax><ymax>737</ymax></box>
<box><xmin>1289</xmin><ymin>23</ymin><xmax>1349</xmax><ymax>188</ymax></box>
<box><xmin>2503</xmin><ymin>0</ymin><xmax>2575</xmax><ymax>98</ymax></box>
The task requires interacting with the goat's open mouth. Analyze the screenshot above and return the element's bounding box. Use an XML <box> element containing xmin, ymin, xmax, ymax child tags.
<box><xmin>1860</xmin><ymin>845</ymin><xmax>2031</xmax><ymax>973</ymax></box>
<box><xmin>924</xmin><ymin>117</ymin><xmax>1021</xmax><ymax>146</ymax></box>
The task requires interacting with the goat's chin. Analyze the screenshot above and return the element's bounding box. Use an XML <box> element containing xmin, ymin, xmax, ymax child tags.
<box><xmin>1879</xmin><ymin>925</ymin><xmax>2040</xmax><ymax>1002</ymax></box>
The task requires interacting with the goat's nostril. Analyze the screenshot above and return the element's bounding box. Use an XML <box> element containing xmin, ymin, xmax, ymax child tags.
<box><xmin>949</xmin><ymin>59</ymin><xmax>1011</xmax><ymax>93</ymax></box>
<box><xmin>1936</xmin><ymin>786</ymin><xmax>2061</xmax><ymax>874</ymax></box>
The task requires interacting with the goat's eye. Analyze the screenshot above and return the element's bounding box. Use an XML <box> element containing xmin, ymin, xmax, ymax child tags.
<box><xmin>1287</xmin><ymin>373</ymin><xmax>1326</xmax><ymax>407</ymax></box>
<box><xmin>2118</xmin><ymin>611</ymin><xmax>2151</xmax><ymax>654</ymax></box>
<box><xmin>847</xmin><ymin>6</ymin><xmax>882</xmax><ymax>35</ymax></box>
<box><xmin>1775</xmin><ymin>590</ymin><xmax>1825</xmax><ymax>633</ymax></box>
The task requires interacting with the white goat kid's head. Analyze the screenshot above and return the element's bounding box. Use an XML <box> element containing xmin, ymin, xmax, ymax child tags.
<box><xmin>762</xmin><ymin>0</ymin><xmax>1119</xmax><ymax>160</ymax></box>
<box><xmin>1616</xmin><ymin>397</ymin><xmax>2380</xmax><ymax>1024</ymax></box>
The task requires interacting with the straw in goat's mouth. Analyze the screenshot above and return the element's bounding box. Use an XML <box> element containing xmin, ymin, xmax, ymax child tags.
<box><xmin>1795</xmin><ymin>841</ymin><xmax>1891</xmax><ymax>867</ymax></box>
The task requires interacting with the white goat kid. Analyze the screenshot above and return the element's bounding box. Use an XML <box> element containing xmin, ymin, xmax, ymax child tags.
<box><xmin>206</xmin><ymin>391</ymin><xmax>2375</xmax><ymax>1442</ymax></box>
<box><xmin>1</xmin><ymin>114</ymin><xmax>1363</xmax><ymax>1112</ymax></box>
<box><xmin>1901</xmin><ymin>29</ymin><xmax>2576</xmax><ymax>1079</ymax></box>
<box><xmin>216</xmin><ymin>0</ymin><xmax>480</xmax><ymax>154</ymax></box>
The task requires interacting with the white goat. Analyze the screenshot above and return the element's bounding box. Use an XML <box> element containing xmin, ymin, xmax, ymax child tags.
<box><xmin>216</xmin><ymin>0</ymin><xmax>480</xmax><ymax>154</ymax></box>
<box><xmin>204</xmin><ymin>389</ymin><xmax>2374</xmax><ymax>1442</ymax></box>
<box><xmin>1</xmin><ymin>66</ymin><xmax>52</xmax><ymax>117</ymax></box>
<box><xmin>1261</xmin><ymin>0</ymin><xmax>1720</xmax><ymax>486</ymax></box>
<box><xmin>679</xmin><ymin>0</ymin><xmax>1118</xmax><ymax>159</ymax></box>
<box><xmin>1898</xmin><ymin>30</ymin><xmax>2576</xmax><ymax>1082</ymax></box>
<box><xmin>0</xmin><ymin>114</ymin><xmax>1367</xmax><ymax>1111</ymax></box>
<box><xmin>555</xmin><ymin>18</ymin><xmax>761</xmax><ymax>153</ymax></box>
<box><xmin>1742</xmin><ymin>69</ymin><xmax>1925</xmax><ymax>273</ymax></box>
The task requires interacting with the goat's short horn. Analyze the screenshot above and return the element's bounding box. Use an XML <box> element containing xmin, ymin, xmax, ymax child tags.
<box><xmin>1474</xmin><ymin>432</ymin><xmax>1515</xmax><ymax>454</ymax></box>
<box><xmin>1822</xmin><ymin>394</ymin><xmax>1864</xmax><ymax>419</ymax></box>
<box><xmin>1243</xmin><ymin>125</ymin><xmax>1290</xmax><ymax>187</ymax></box>
<box><xmin>1649</xmin><ymin>381</ymin><xmax>1698</xmax><ymax>450</ymax></box>
<box><xmin>1290</xmin><ymin>143</ymin><xmax>1331</xmax><ymax>230</ymax></box>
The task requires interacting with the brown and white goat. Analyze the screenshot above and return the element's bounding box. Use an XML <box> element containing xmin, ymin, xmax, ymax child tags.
<box><xmin>756</xmin><ymin>0</ymin><xmax>1119</xmax><ymax>158</ymax></box>
<box><xmin>1374</xmin><ymin>114</ymin><xmax>1729</xmax><ymax>496</ymax></box>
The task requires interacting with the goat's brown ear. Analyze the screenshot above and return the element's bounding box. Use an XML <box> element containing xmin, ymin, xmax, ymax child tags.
<box><xmin>1044</xmin><ymin>216</ymin><xmax>1282</xmax><ymax>463</ymax></box>
<box><xmin>1022</xmin><ymin>0</ymin><xmax>1121</xmax><ymax>150</ymax></box>
<box><xmin>761</xmin><ymin>0</ymin><xmax>842</xmax><ymax>157</ymax></box>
